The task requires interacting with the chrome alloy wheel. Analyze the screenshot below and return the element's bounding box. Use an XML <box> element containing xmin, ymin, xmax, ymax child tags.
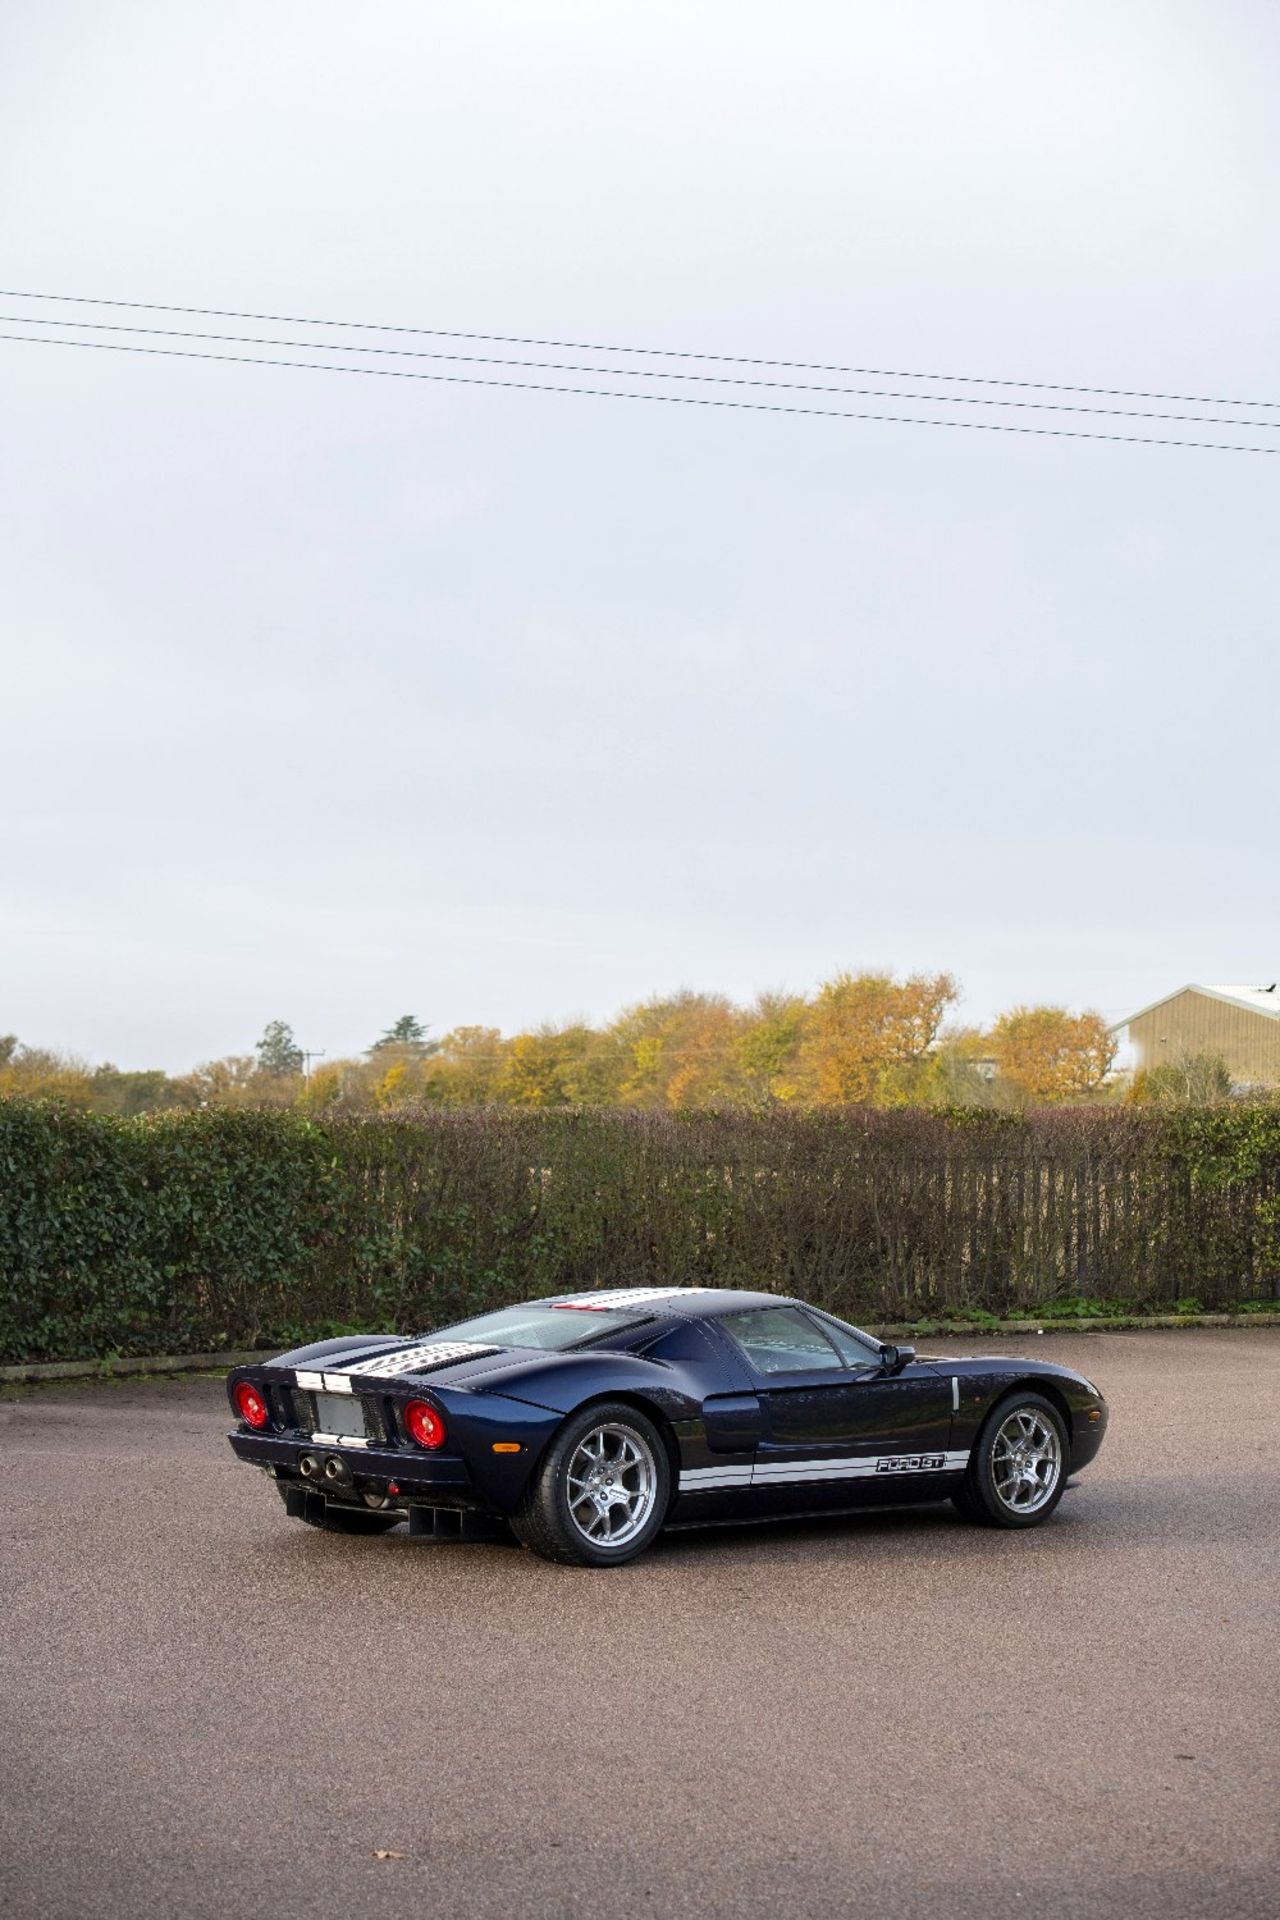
<box><xmin>565</xmin><ymin>1423</ymin><xmax>658</xmax><ymax>1548</ymax></box>
<box><xmin>991</xmin><ymin>1407</ymin><xmax>1063</xmax><ymax>1514</ymax></box>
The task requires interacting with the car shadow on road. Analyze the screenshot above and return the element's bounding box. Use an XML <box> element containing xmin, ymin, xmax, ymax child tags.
<box><xmin>643</xmin><ymin>1476</ymin><xmax>1276</xmax><ymax>1564</ymax></box>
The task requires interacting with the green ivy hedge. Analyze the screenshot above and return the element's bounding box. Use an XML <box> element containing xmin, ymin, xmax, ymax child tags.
<box><xmin>2</xmin><ymin>1099</ymin><xmax>1278</xmax><ymax>1364</ymax></box>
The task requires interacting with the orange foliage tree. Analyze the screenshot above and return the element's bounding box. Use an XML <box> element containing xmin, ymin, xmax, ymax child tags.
<box><xmin>793</xmin><ymin>972</ymin><xmax>960</xmax><ymax>1105</ymax></box>
<box><xmin>990</xmin><ymin>1007</ymin><xmax>1116</xmax><ymax>1103</ymax></box>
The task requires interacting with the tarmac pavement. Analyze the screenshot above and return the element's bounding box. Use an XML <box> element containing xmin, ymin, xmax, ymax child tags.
<box><xmin>2</xmin><ymin>1329</ymin><xmax>1277</xmax><ymax>1920</ymax></box>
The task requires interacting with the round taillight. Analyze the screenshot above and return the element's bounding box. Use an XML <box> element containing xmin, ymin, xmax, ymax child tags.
<box><xmin>403</xmin><ymin>1399</ymin><xmax>446</xmax><ymax>1450</ymax></box>
<box><xmin>234</xmin><ymin>1381</ymin><xmax>269</xmax><ymax>1429</ymax></box>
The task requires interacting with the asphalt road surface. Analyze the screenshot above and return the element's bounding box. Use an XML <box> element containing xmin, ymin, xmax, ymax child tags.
<box><xmin>3</xmin><ymin>1330</ymin><xmax>1277</xmax><ymax>1920</ymax></box>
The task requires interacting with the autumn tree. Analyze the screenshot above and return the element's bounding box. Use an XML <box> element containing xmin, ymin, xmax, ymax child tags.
<box><xmin>733</xmin><ymin>993</ymin><xmax>808</xmax><ymax>1106</ymax></box>
<box><xmin>662</xmin><ymin>999</ymin><xmax>747</xmax><ymax>1109</ymax></box>
<box><xmin>990</xmin><ymin>1006</ymin><xmax>1115</xmax><ymax>1103</ymax></box>
<box><xmin>421</xmin><ymin>1028</ymin><xmax>508</xmax><ymax>1106</ymax></box>
<box><xmin>794</xmin><ymin>972</ymin><xmax>959</xmax><ymax>1106</ymax></box>
<box><xmin>495</xmin><ymin>1025</ymin><xmax>600</xmax><ymax>1107</ymax></box>
<box><xmin>173</xmin><ymin>1055</ymin><xmax>264</xmax><ymax>1107</ymax></box>
<box><xmin>297</xmin><ymin>1058</ymin><xmax>363</xmax><ymax>1111</ymax></box>
<box><xmin>604</xmin><ymin>992</ymin><xmax>748</xmax><ymax>1109</ymax></box>
<box><xmin>0</xmin><ymin>1042</ymin><xmax>95</xmax><ymax>1107</ymax></box>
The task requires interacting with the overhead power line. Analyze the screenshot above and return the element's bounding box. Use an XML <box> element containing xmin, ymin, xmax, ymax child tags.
<box><xmin>3</xmin><ymin>283</ymin><xmax>1278</xmax><ymax>414</ymax></box>
<box><xmin>2</xmin><ymin>329</ymin><xmax>1275</xmax><ymax>454</ymax></box>
<box><xmin>4</xmin><ymin>311</ymin><xmax>1277</xmax><ymax>433</ymax></box>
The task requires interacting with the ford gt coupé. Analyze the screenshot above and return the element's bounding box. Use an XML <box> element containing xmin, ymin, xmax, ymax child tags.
<box><xmin>226</xmin><ymin>1286</ymin><xmax>1107</xmax><ymax>1566</ymax></box>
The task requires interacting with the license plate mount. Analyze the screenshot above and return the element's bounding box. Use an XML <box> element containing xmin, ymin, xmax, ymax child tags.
<box><xmin>313</xmin><ymin>1392</ymin><xmax>368</xmax><ymax>1440</ymax></box>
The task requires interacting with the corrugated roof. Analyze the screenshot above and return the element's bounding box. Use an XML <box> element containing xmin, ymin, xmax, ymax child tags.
<box><xmin>1206</xmin><ymin>983</ymin><xmax>1280</xmax><ymax>1016</ymax></box>
<box><xmin>1113</xmin><ymin>982</ymin><xmax>1280</xmax><ymax>1032</ymax></box>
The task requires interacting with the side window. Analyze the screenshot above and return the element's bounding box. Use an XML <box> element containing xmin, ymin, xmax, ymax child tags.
<box><xmin>641</xmin><ymin>1322</ymin><xmax>718</xmax><ymax>1365</ymax></box>
<box><xmin>721</xmin><ymin>1307</ymin><xmax>843</xmax><ymax>1375</ymax></box>
<box><xmin>813</xmin><ymin>1316</ymin><xmax>882</xmax><ymax>1370</ymax></box>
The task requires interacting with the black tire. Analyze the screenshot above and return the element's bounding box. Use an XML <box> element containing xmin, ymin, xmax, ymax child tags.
<box><xmin>512</xmin><ymin>1401</ymin><xmax>672</xmax><ymax>1567</ymax></box>
<box><xmin>952</xmin><ymin>1390</ymin><xmax>1069</xmax><ymax>1530</ymax></box>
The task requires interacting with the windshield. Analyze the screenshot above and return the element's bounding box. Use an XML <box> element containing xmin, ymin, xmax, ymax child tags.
<box><xmin>420</xmin><ymin>1303</ymin><xmax>647</xmax><ymax>1352</ymax></box>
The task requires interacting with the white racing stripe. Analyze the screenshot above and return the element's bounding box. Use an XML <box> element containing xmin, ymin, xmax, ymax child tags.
<box><xmin>679</xmin><ymin>1449</ymin><xmax>970</xmax><ymax>1493</ymax></box>
<box><xmin>294</xmin><ymin>1347</ymin><xmax>495</xmax><ymax>1389</ymax></box>
<box><xmin>310</xmin><ymin>1431</ymin><xmax>370</xmax><ymax>1449</ymax></box>
<box><xmin>325</xmin><ymin>1341</ymin><xmax>500</xmax><ymax>1379</ymax></box>
<box><xmin>293</xmin><ymin>1368</ymin><xmax>358</xmax><ymax>1392</ymax></box>
<box><xmin>557</xmin><ymin>1287</ymin><xmax>720</xmax><ymax>1309</ymax></box>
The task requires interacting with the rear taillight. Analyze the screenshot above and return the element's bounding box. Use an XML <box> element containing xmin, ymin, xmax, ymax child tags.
<box><xmin>234</xmin><ymin>1381</ymin><xmax>268</xmax><ymax>1429</ymax></box>
<box><xmin>403</xmin><ymin>1399</ymin><xmax>446</xmax><ymax>1450</ymax></box>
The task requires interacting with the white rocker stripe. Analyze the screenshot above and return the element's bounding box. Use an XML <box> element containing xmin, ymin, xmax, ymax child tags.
<box><xmin>678</xmin><ymin>1449</ymin><xmax>970</xmax><ymax>1493</ymax></box>
<box><xmin>678</xmin><ymin>1465</ymin><xmax>756</xmax><ymax>1491</ymax></box>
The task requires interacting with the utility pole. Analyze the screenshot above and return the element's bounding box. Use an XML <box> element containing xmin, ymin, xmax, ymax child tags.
<box><xmin>301</xmin><ymin>1050</ymin><xmax>326</xmax><ymax>1080</ymax></box>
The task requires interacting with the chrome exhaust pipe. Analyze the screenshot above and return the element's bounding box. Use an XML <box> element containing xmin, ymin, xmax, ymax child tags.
<box><xmin>299</xmin><ymin>1452</ymin><xmax>321</xmax><ymax>1481</ymax></box>
<box><xmin>323</xmin><ymin>1454</ymin><xmax>351</xmax><ymax>1485</ymax></box>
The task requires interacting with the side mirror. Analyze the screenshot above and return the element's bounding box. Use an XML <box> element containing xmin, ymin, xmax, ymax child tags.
<box><xmin>880</xmin><ymin>1343</ymin><xmax>916</xmax><ymax>1375</ymax></box>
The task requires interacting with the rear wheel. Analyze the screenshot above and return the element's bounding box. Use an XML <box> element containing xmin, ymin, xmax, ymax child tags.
<box><xmin>952</xmin><ymin>1392</ymin><xmax>1068</xmax><ymax>1529</ymax></box>
<box><xmin>512</xmin><ymin>1401</ymin><xmax>671</xmax><ymax>1567</ymax></box>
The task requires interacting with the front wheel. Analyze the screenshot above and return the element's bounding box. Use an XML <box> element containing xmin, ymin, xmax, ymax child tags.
<box><xmin>512</xmin><ymin>1402</ymin><xmax>671</xmax><ymax>1567</ymax></box>
<box><xmin>952</xmin><ymin>1392</ymin><xmax>1068</xmax><ymax>1529</ymax></box>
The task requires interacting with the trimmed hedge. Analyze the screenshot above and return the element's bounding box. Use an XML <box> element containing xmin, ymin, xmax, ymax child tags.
<box><xmin>2</xmin><ymin>1100</ymin><xmax>1279</xmax><ymax>1364</ymax></box>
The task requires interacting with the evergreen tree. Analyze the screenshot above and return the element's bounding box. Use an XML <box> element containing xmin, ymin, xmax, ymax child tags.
<box><xmin>371</xmin><ymin>1014</ymin><xmax>434</xmax><ymax>1057</ymax></box>
<box><xmin>256</xmin><ymin>1019</ymin><xmax>303</xmax><ymax>1078</ymax></box>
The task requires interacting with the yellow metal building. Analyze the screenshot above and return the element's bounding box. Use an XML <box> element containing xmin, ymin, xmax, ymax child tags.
<box><xmin>1116</xmin><ymin>983</ymin><xmax>1280</xmax><ymax>1087</ymax></box>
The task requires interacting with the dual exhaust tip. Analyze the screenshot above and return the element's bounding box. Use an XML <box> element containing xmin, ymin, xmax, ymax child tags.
<box><xmin>299</xmin><ymin>1450</ymin><xmax>352</xmax><ymax>1487</ymax></box>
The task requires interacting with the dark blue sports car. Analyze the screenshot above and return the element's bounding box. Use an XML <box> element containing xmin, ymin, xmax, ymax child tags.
<box><xmin>227</xmin><ymin>1286</ymin><xmax>1108</xmax><ymax>1566</ymax></box>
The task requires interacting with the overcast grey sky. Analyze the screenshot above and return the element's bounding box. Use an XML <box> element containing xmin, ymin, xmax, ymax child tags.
<box><xmin>2</xmin><ymin>1</ymin><xmax>1277</xmax><ymax>1072</ymax></box>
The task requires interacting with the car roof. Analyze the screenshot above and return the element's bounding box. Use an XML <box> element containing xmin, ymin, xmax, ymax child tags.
<box><xmin>540</xmin><ymin>1286</ymin><xmax>794</xmax><ymax>1319</ymax></box>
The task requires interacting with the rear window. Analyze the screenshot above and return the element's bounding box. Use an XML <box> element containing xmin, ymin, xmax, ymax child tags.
<box><xmin>420</xmin><ymin>1304</ymin><xmax>646</xmax><ymax>1352</ymax></box>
